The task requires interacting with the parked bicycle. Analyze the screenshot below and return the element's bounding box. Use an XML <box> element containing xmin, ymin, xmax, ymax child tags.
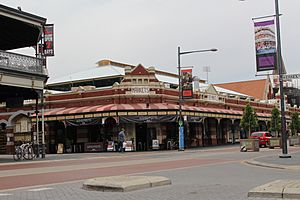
<box><xmin>13</xmin><ymin>142</ymin><xmax>34</xmax><ymax>161</ymax></box>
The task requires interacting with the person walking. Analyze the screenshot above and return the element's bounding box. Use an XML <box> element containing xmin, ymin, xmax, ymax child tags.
<box><xmin>118</xmin><ymin>128</ymin><xmax>125</xmax><ymax>152</ymax></box>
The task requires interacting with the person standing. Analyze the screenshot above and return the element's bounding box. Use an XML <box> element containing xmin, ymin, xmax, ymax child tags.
<box><xmin>118</xmin><ymin>128</ymin><xmax>125</xmax><ymax>152</ymax></box>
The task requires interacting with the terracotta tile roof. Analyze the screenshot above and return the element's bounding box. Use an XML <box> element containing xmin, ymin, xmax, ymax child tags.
<box><xmin>215</xmin><ymin>79</ymin><xmax>268</xmax><ymax>100</ymax></box>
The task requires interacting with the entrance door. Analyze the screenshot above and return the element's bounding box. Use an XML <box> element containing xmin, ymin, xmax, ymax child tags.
<box><xmin>136</xmin><ymin>123</ymin><xmax>147</xmax><ymax>151</ymax></box>
<box><xmin>0</xmin><ymin>124</ymin><xmax>6</xmax><ymax>154</ymax></box>
<box><xmin>147</xmin><ymin>127</ymin><xmax>157</xmax><ymax>150</ymax></box>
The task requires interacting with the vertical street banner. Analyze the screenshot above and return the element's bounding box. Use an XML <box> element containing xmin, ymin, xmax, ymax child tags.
<box><xmin>254</xmin><ymin>20</ymin><xmax>277</xmax><ymax>72</ymax></box>
<box><xmin>43</xmin><ymin>24</ymin><xmax>54</xmax><ymax>56</ymax></box>
<box><xmin>179</xmin><ymin>126</ymin><xmax>184</xmax><ymax>150</ymax></box>
<box><xmin>181</xmin><ymin>69</ymin><xmax>193</xmax><ymax>99</ymax></box>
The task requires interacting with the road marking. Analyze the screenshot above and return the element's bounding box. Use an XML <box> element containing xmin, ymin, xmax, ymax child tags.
<box><xmin>27</xmin><ymin>187</ymin><xmax>53</xmax><ymax>192</ymax></box>
<box><xmin>0</xmin><ymin>193</ymin><xmax>12</xmax><ymax>196</ymax></box>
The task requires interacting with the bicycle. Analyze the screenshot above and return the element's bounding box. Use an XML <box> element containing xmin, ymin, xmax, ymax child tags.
<box><xmin>13</xmin><ymin>142</ymin><xmax>34</xmax><ymax>161</ymax></box>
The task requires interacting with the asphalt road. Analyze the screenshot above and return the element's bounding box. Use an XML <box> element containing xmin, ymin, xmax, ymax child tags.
<box><xmin>0</xmin><ymin>145</ymin><xmax>300</xmax><ymax>200</ymax></box>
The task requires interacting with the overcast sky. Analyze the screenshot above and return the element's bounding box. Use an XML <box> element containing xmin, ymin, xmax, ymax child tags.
<box><xmin>2</xmin><ymin>0</ymin><xmax>300</xmax><ymax>84</ymax></box>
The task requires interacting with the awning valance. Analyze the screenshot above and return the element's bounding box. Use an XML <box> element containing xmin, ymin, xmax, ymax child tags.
<box><xmin>33</xmin><ymin>103</ymin><xmax>270</xmax><ymax>120</ymax></box>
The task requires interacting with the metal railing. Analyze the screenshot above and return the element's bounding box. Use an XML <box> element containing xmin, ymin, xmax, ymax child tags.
<box><xmin>0</xmin><ymin>50</ymin><xmax>44</xmax><ymax>75</ymax></box>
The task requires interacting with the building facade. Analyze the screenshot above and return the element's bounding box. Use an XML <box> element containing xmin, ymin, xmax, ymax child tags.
<box><xmin>3</xmin><ymin>60</ymin><xmax>299</xmax><ymax>154</ymax></box>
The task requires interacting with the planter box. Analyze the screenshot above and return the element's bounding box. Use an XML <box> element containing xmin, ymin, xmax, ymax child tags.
<box><xmin>269</xmin><ymin>138</ymin><xmax>281</xmax><ymax>149</ymax></box>
<box><xmin>289</xmin><ymin>137</ymin><xmax>299</xmax><ymax>146</ymax></box>
<box><xmin>240</xmin><ymin>139</ymin><xmax>259</xmax><ymax>152</ymax></box>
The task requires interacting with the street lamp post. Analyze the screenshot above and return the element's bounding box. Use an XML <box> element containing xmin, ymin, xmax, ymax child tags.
<box><xmin>239</xmin><ymin>0</ymin><xmax>290</xmax><ymax>158</ymax></box>
<box><xmin>274</xmin><ymin>0</ymin><xmax>290</xmax><ymax>158</ymax></box>
<box><xmin>177</xmin><ymin>47</ymin><xmax>217</xmax><ymax>151</ymax></box>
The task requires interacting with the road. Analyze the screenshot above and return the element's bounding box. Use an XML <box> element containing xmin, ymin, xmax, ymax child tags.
<box><xmin>0</xmin><ymin>145</ymin><xmax>300</xmax><ymax>200</ymax></box>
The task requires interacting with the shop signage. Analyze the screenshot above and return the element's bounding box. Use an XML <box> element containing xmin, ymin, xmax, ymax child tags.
<box><xmin>84</xmin><ymin>142</ymin><xmax>103</xmax><ymax>152</ymax></box>
<box><xmin>66</xmin><ymin>117</ymin><xmax>101</xmax><ymax>126</ymax></box>
<box><xmin>187</xmin><ymin>116</ymin><xmax>202</xmax><ymax>122</ymax></box>
<box><xmin>125</xmin><ymin>141</ymin><xmax>134</xmax><ymax>151</ymax></box>
<box><xmin>207</xmin><ymin>94</ymin><xmax>219</xmax><ymax>102</ymax></box>
<box><xmin>131</xmin><ymin>87</ymin><xmax>150</xmax><ymax>94</ymax></box>
<box><xmin>152</xmin><ymin>139</ymin><xmax>159</xmax><ymax>150</ymax></box>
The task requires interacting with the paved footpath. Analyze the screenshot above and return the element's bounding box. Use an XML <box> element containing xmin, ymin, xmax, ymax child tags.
<box><xmin>1</xmin><ymin>145</ymin><xmax>300</xmax><ymax>200</ymax></box>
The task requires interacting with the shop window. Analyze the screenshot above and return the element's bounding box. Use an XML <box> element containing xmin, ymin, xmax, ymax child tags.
<box><xmin>14</xmin><ymin>117</ymin><xmax>31</xmax><ymax>133</ymax></box>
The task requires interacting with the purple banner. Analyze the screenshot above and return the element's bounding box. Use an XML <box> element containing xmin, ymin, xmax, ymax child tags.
<box><xmin>254</xmin><ymin>19</ymin><xmax>277</xmax><ymax>71</ymax></box>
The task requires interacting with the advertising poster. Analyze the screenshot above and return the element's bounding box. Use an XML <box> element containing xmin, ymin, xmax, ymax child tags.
<box><xmin>44</xmin><ymin>24</ymin><xmax>54</xmax><ymax>56</ymax></box>
<box><xmin>254</xmin><ymin>20</ymin><xmax>277</xmax><ymax>71</ymax></box>
<box><xmin>181</xmin><ymin>69</ymin><xmax>193</xmax><ymax>99</ymax></box>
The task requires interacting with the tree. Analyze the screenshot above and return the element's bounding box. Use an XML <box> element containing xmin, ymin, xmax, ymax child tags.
<box><xmin>240</xmin><ymin>104</ymin><xmax>258</xmax><ymax>137</ymax></box>
<box><xmin>289</xmin><ymin>112</ymin><xmax>300</xmax><ymax>137</ymax></box>
<box><xmin>270</xmin><ymin>107</ymin><xmax>281</xmax><ymax>137</ymax></box>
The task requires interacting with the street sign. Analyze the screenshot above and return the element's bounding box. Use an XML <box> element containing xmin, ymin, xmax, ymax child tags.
<box><xmin>282</xmin><ymin>74</ymin><xmax>300</xmax><ymax>80</ymax></box>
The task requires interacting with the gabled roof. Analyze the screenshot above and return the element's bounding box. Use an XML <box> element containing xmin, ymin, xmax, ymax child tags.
<box><xmin>199</xmin><ymin>83</ymin><xmax>250</xmax><ymax>98</ymax></box>
<box><xmin>215</xmin><ymin>79</ymin><xmax>269</xmax><ymax>100</ymax></box>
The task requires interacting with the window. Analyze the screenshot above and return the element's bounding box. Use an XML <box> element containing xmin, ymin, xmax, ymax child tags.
<box><xmin>138</xmin><ymin>79</ymin><xmax>142</xmax><ymax>84</ymax></box>
<box><xmin>144</xmin><ymin>79</ymin><xmax>149</xmax><ymax>84</ymax></box>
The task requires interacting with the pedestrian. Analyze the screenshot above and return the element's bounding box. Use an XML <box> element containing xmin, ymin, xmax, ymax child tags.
<box><xmin>118</xmin><ymin>128</ymin><xmax>125</xmax><ymax>152</ymax></box>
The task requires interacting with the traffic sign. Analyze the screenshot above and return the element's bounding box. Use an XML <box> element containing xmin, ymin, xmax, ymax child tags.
<box><xmin>282</xmin><ymin>74</ymin><xmax>300</xmax><ymax>80</ymax></box>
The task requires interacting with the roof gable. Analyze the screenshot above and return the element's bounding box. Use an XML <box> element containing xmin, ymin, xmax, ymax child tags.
<box><xmin>130</xmin><ymin>64</ymin><xmax>150</xmax><ymax>76</ymax></box>
<box><xmin>205</xmin><ymin>84</ymin><xmax>218</xmax><ymax>95</ymax></box>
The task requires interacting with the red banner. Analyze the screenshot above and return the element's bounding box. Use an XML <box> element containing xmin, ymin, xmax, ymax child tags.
<box><xmin>43</xmin><ymin>24</ymin><xmax>54</xmax><ymax>56</ymax></box>
<box><xmin>181</xmin><ymin>69</ymin><xmax>193</xmax><ymax>99</ymax></box>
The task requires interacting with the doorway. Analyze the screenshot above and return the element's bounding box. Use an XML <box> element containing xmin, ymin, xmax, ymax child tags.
<box><xmin>135</xmin><ymin>124</ymin><xmax>157</xmax><ymax>151</ymax></box>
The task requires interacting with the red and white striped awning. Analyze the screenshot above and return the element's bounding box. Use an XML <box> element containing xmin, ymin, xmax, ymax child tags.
<box><xmin>37</xmin><ymin>103</ymin><xmax>270</xmax><ymax>118</ymax></box>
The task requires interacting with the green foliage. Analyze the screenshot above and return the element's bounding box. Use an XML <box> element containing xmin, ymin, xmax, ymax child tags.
<box><xmin>270</xmin><ymin>107</ymin><xmax>281</xmax><ymax>137</ymax></box>
<box><xmin>289</xmin><ymin>112</ymin><xmax>300</xmax><ymax>136</ymax></box>
<box><xmin>240</xmin><ymin>104</ymin><xmax>258</xmax><ymax>135</ymax></box>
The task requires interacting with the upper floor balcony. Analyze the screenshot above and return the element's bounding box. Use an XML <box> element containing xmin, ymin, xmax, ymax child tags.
<box><xmin>0</xmin><ymin>49</ymin><xmax>46</xmax><ymax>77</ymax></box>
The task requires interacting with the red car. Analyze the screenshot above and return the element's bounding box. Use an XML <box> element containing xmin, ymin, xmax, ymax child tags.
<box><xmin>250</xmin><ymin>131</ymin><xmax>272</xmax><ymax>147</ymax></box>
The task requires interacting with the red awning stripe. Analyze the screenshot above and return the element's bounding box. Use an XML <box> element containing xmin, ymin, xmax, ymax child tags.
<box><xmin>39</xmin><ymin>103</ymin><xmax>271</xmax><ymax>118</ymax></box>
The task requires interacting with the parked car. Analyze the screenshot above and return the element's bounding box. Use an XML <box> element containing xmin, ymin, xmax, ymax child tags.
<box><xmin>250</xmin><ymin>131</ymin><xmax>272</xmax><ymax>147</ymax></box>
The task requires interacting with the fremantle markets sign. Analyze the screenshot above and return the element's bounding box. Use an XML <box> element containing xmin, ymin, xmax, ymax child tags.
<box><xmin>131</xmin><ymin>87</ymin><xmax>150</xmax><ymax>94</ymax></box>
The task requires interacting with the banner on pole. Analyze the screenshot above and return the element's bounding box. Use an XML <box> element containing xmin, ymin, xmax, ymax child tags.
<box><xmin>254</xmin><ymin>20</ymin><xmax>277</xmax><ymax>72</ymax></box>
<box><xmin>43</xmin><ymin>24</ymin><xmax>54</xmax><ymax>56</ymax></box>
<box><xmin>181</xmin><ymin>69</ymin><xmax>193</xmax><ymax>99</ymax></box>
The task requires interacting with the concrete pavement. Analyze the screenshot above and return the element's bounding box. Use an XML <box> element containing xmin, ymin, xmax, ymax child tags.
<box><xmin>83</xmin><ymin>175</ymin><xmax>171</xmax><ymax>192</ymax></box>
<box><xmin>245</xmin><ymin>149</ymin><xmax>300</xmax><ymax>199</ymax></box>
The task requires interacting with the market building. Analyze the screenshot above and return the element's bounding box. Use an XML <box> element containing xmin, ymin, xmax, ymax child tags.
<box><xmin>1</xmin><ymin>58</ymin><xmax>300</xmax><ymax>154</ymax></box>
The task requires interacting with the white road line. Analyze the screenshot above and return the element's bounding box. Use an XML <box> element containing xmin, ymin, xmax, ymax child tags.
<box><xmin>0</xmin><ymin>193</ymin><xmax>12</xmax><ymax>196</ymax></box>
<box><xmin>27</xmin><ymin>187</ymin><xmax>53</xmax><ymax>192</ymax></box>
